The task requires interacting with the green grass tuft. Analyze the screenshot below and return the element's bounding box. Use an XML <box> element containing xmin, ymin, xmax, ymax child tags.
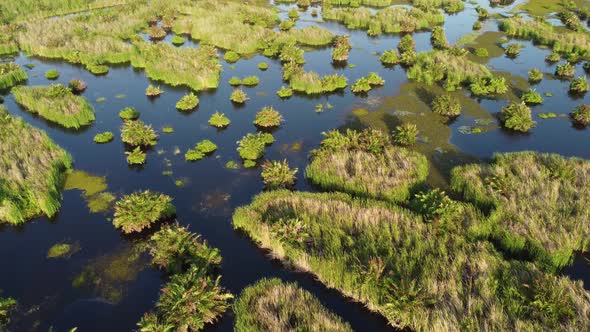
<box><xmin>113</xmin><ymin>190</ymin><xmax>175</xmax><ymax>234</ymax></box>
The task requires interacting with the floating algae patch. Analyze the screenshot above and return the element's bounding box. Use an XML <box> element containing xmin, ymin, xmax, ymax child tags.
<box><xmin>64</xmin><ymin>170</ymin><xmax>115</xmax><ymax>213</ymax></box>
<box><xmin>47</xmin><ymin>242</ymin><xmax>80</xmax><ymax>259</ymax></box>
<box><xmin>87</xmin><ymin>192</ymin><xmax>116</xmax><ymax>213</ymax></box>
<box><xmin>72</xmin><ymin>245</ymin><xmax>148</xmax><ymax>304</ymax></box>
<box><xmin>0</xmin><ymin>106</ymin><xmax>72</xmax><ymax>224</ymax></box>
<box><xmin>197</xmin><ymin>190</ymin><xmax>231</xmax><ymax>217</ymax></box>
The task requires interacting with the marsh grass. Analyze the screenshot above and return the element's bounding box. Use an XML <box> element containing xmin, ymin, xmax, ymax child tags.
<box><xmin>234</xmin><ymin>278</ymin><xmax>352</xmax><ymax>332</ymax></box>
<box><xmin>68</xmin><ymin>79</ymin><xmax>87</xmax><ymax>93</ymax></box>
<box><xmin>0</xmin><ymin>62</ymin><xmax>27</xmax><ymax>89</ymax></box>
<box><xmin>231</xmin><ymin>89</ymin><xmax>249</xmax><ymax>103</ymax></box>
<box><xmin>570</xmin><ymin>76</ymin><xmax>589</xmax><ymax>94</ymax></box>
<box><xmin>0</xmin><ymin>106</ymin><xmax>72</xmax><ymax>224</ymax></box>
<box><xmin>528</xmin><ymin>68</ymin><xmax>543</xmax><ymax>83</ymax></box>
<box><xmin>254</xmin><ymin>107</ymin><xmax>283</xmax><ymax>128</ymax></box>
<box><xmin>94</xmin><ymin>132</ymin><xmax>114</xmax><ymax>144</ymax></box>
<box><xmin>332</xmin><ymin>35</ymin><xmax>351</xmax><ymax>62</ymax></box>
<box><xmin>379</xmin><ymin>50</ymin><xmax>399</xmax><ymax>65</ymax></box>
<box><xmin>119</xmin><ymin>107</ymin><xmax>140</xmax><ymax>120</ymax></box>
<box><xmin>570</xmin><ymin>104</ymin><xmax>590</xmax><ymax>126</ymax></box>
<box><xmin>113</xmin><ymin>190</ymin><xmax>175</xmax><ymax>234</ymax></box>
<box><xmin>277</xmin><ymin>86</ymin><xmax>293</xmax><ymax>98</ymax></box>
<box><xmin>145</xmin><ymin>85</ymin><xmax>163</xmax><ymax>97</ymax></box>
<box><xmin>208</xmin><ymin>112</ymin><xmax>231</xmax><ymax>128</ymax></box>
<box><xmin>288</xmin><ymin>68</ymin><xmax>347</xmax><ymax>94</ymax></box>
<box><xmin>307</xmin><ymin>129</ymin><xmax>428</xmax><ymax>202</ymax></box>
<box><xmin>521</xmin><ymin>89</ymin><xmax>543</xmax><ymax>105</ymax></box>
<box><xmin>556</xmin><ymin>62</ymin><xmax>575</xmax><ymax>78</ymax></box>
<box><xmin>175</xmin><ymin>93</ymin><xmax>199</xmax><ymax>111</ymax></box>
<box><xmin>185</xmin><ymin>140</ymin><xmax>217</xmax><ymax>162</ymax></box>
<box><xmin>431</xmin><ymin>93</ymin><xmax>461</xmax><ymax>118</ymax></box>
<box><xmin>237</xmin><ymin>132</ymin><xmax>274</xmax><ymax>162</ymax></box>
<box><xmin>121</xmin><ymin>120</ymin><xmax>157</xmax><ymax>147</ymax></box>
<box><xmin>261</xmin><ymin>160</ymin><xmax>297</xmax><ymax>189</ymax></box>
<box><xmin>394</xmin><ymin>123</ymin><xmax>419</xmax><ymax>146</ymax></box>
<box><xmin>126</xmin><ymin>147</ymin><xmax>146</xmax><ymax>165</ymax></box>
<box><xmin>12</xmin><ymin>84</ymin><xmax>95</xmax><ymax>129</ymax></box>
<box><xmin>500</xmin><ymin>102</ymin><xmax>535</xmax><ymax>132</ymax></box>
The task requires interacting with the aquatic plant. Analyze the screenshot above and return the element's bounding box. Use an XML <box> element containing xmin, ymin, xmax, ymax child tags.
<box><xmin>94</xmin><ymin>132</ymin><xmax>114</xmax><ymax>144</ymax></box>
<box><xmin>47</xmin><ymin>242</ymin><xmax>79</xmax><ymax>259</ymax></box>
<box><xmin>126</xmin><ymin>147</ymin><xmax>146</xmax><ymax>165</ymax></box>
<box><xmin>254</xmin><ymin>106</ymin><xmax>283</xmax><ymax>128</ymax></box>
<box><xmin>230</xmin><ymin>89</ymin><xmax>248</xmax><ymax>103</ymax></box>
<box><xmin>185</xmin><ymin>149</ymin><xmax>205</xmax><ymax>162</ymax></box>
<box><xmin>559</xmin><ymin>10</ymin><xmax>584</xmax><ymax>31</ymax></box>
<box><xmin>175</xmin><ymin>93</ymin><xmax>199</xmax><ymax>111</ymax></box>
<box><xmin>237</xmin><ymin>132</ymin><xmax>274</xmax><ymax>162</ymax></box>
<box><xmin>570</xmin><ymin>76</ymin><xmax>589</xmax><ymax>94</ymax></box>
<box><xmin>277</xmin><ymin>86</ymin><xmax>293</xmax><ymax>98</ymax></box>
<box><xmin>45</xmin><ymin>69</ymin><xmax>60</xmax><ymax>80</ymax></box>
<box><xmin>288</xmin><ymin>69</ymin><xmax>347</xmax><ymax>94</ymax></box>
<box><xmin>113</xmin><ymin>190</ymin><xmax>175</xmax><ymax>234</ymax></box>
<box><xmin>474</xmin><ymin>48</ymin><xmax>488</xmax><ymax>57</ymax></box>
<box><xmin>504</xmin><ymin>43</ymin><xmax>523</xmax><ymax>57</ymax></box>
<box><xmin>528</xmin><ymin>68</ymin><xmax>543</xmax><ymax>83</ymax></box>
<box><xmin>145</xmin><ymin>85</ymin><xmax>163</xmax><ymax>97</ymax></box>
<box><xmin>119</xmin><ymin>107</ymin><xmax>140</xmax><ymax>120</ymax></box>
<box><xmin>288</xmin><ymin>8</ymin><xmax>300</xmax><ymax>20</ymax></box>
<box><xmin>137</xmin><ymin>266</ymin><xmax>232</xmax><ymax>331</ymax></box>
<box><xmin>147</xmin><ymin>25</ymin><xmax>166</xmax><ymax>40</ymax></box>
<box><xmin>185</xmin><ymin>140</ymin><xmax>217</xmax><ymax>161</ymax></box>
<box><xmin>500</xmin><ymin>102</ymin><xmax>536</xmax><ymax>132</ymax></box>
<box><xmin>351</xmin><ymin>77</ymin><xmax>371</xmax><ymax>93</ymax></box>
<box><xmin>121</xmin><ymin>120</ymin><xmax>158</xmax><ymax>147</ymax></box>
<box><xmin>12</xmin><ymin>84</ymin><xmax>95</xmax><ymax>129</ymax></box>
<box><xmin>570</xmin><ymin>104</ymin><xmax>590</xmax><ymax>126</ymax></box>
<box><xmin>469</xmin><ymin>76</ymin><xmax>508</xmax><ymax>96</ymax></box>
<box><xmin>229</xmin><ymin>77</ymin><xmax>242</xmax><ymax>86</ymax></box>
<box><xmin>410</xmin><ymin>188</ymin><xmax>459</xmax><ymax>223</ymax></box>
<box><xmin>380</xmin><ymin>50</ymin><xmax>399</xmax><ymax>65</ymax></box>
<box><xmin>171</xmin><ymin>35</ymin><xmax>185</xmax><ymax>46</ymax></box>
<box><xmin>398</xmin><ymin>34</ymin><xmax>415</xmax><ymax>54</ymax></box>
<box><xmin>394</xmin><ymin>123</ymin><xmax>419</xmax><ymax>146</ymax></box>
<box><xmin>224</xmin><ymin>51</ymin><xmax>240</xmax><ymax>63</ymax></box>
<box><xmin>279</xmin><ymin>19</ymin><xmax>295</xmax><ymax>31</ymax></box>
<box><xmin>258</xmin><ymin>62</ymin><xmax>268</xmax><ymax>70</ymax></box>
<box><xmin>546</xmin><ymin>52</ymin><xmax>560</xmax><ymax>63</ymax></box>
<box><xmin>241</xmin><ymin>76</ymin><xmax>260</xmax><ymax>86</ymax></box>
<box><xmin>521</xmin><ymin>89</ymin><xmax>543</xmax><ymax>105</ymax></box>
<box><xmin>261</xmin><ymin>160</ymin><xmax>297</xmax><ymax>189</ymax></box>
<box><xmin>68</xmin><ymin>79</ymin><xmax>87</xmax><ymax>93</ymax></box>
<box><xmin>280</xmin><ymin>44</ymin><xmax>305</xmax><ymax>64</ymax></box>
<box><xmin>307</xmin><ymin>129</ymin><xmax>428</xmax><ymax>202</ymax></box>
<box><xmin>431</xmin><ymin>94</ymin><xmax>461</xmax><ymax>118</ymax></box>
<box><xmin>208</xmin><ymin>112</ymin><xmax>231</xmax><ymax>128</ymax></box>
<box><xmin>289</xmin><ymin>26</ymin><xmax>334</xmax><ymax>46</ymax></box>
<box><xmin>332</xmin><ymin>35</ymin><xmax>352</xmax><ymax>62</ymax></box>
<box><xmin>0</xmin><ymin>297</ymin><xmax>16</xmax><ymax>328</ymax></box>
<box><xmin>162</xmin><ymin>126</ymin><xmax>174</xmax><ymax>134</ymax></box>
<box><xmin>473</xmin><ymin>21</ymin><xmax>482</xmax><ymax>30</ymax></box>
<box><xmin>148</xmin><ymin>223</ymin><xmax>221</xmax><ymax>274</ymax></box>
<box><xmin>0</xmin><ymin>62</ymin><xmax>27</xmax><ymax>89</ymax></box>
<box><xmin>430</xmin><ymin>26</ymin><xmax>448</xmax><ymax>49</ymax></box>
<box><xmin>234</xmin><ymin>278</ymin><xmax>352</xmax><ymax>332</ymax></box>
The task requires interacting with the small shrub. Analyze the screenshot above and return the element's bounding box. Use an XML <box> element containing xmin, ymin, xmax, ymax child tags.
<box><xmin>394</xmin><ymin>123</ymin><xmax>419</xmax><ymax>146</ymax></box>
<box><xmin>261</xmin><ymin>159</ymin><xmax>298</xmax><ymax>189</ymax></box>
<box><xmin>241</xmin><ymin>76</ymin><xmax>260</xmax><ymax>86</ymax></box>
<box><xmin>231</xmin><ymin>89</ymin><xmax>248</xmax><ymax>103</ymax></box>
<box><xmin>258</xmin><ymin>62</ymin><xmax>269</xmax><ymax>70</ymax></box>
<box><xmin>45</xmin><ymin>69</ymin><xmax>59</xmax><ymax>80</ymax></box>
<box><xmin>229</xmin><ymin>77</ymin><xmax>242</xmax><ymax>86</ymax></box>
<box><xmin>68</xmin><ymin>79</ymin><xmax>87</xmax><ymax>93</ymax></box>
<box><xmin>528</xmin><ymin>69</ymin><xmax>543</xmax><ymax>83</ymax></box>
<box><xmin>556</xmin><ymin>62</ymin><xmax>575</xmax><ymax>78</ymax></box>
<box><xmin>254</xmin><ymin>106</ymin><xmax>283</xmax><ymax>128</ymax></box>
<box><xmin>288</xmin><ymin>8</ymin><xmax>300</xmax><ymax>20</ymax></box>
<box><xmin>474</xmin><ymin>48</ymin><xmax>489</xmax><ymax>57</ymax></box>
<box><xmin>473</xmin><ymin>21</ymin><xmax>482</xmax><ymax>30</ymax></box>
<box><xmin>237</xmin><ymin>132</ymin><xmax>274</xmax><ymax>161</ymax></box>
<box><xmin>521</xmin><ymin>89</ymin><xmax>543</xmax><ymax>105</ymax></box>
<box><xmin>431</xmin><ymin>94</ymin><xmax>461</xmax><ymax>118</ymax></box>
<box><xmin>411</xmin><ymin>189</ymin><xmax>460</xmax><ymax>223</ymax></box>
<box><xmin>175</xmin><ymin>93</ymin><xmax>199</xmax><ymax>111</ymax></box>
<box><xmin>146</xmin><ymin>85</ymin><xmax>163</xmax><ymax>97</ymax></box>
<box><xmin>126</xmin><ymin>147</ymin><xmax>146</xmax><ymax>165</ymax></box>
<box><xmin>501</xmin><ymin>102</ymin><xmax>536</xmax><ymax>132</ymax></box>
<box><xmin>224</xmin><ymin>51</ymin><xmax>240</xmax><ymax>63</ymax></box>
<box><xmin>171</xmin><ymin>35</ymin><xmax>185</xmax><ymax>46</ymax></box>
<box><xmin>570</xmin><ymin>76</ymin><xmax>589</xmax><ymax>94</ymax></box>
<box><xmin>209</xmin><ymin>112</ymin><xmax>231</xmax><ymax>128</ymax></box>
<box><xmin>94</xmin><ymin>132</ymin><xmax>114</xmax><ymax>144</ymax></box>
<box><xmin>277</xmin><ymin>86</ymin><xmax>293</xmax><ymax>98</ymax></box>
<box><xmin>351</xmin><ymin>77</ymin><xmax>371</xmax><ymax>93</ymax></box>
<box><xmin>380</xmin><ymin>50</ymin><xmax>399</xmax><ymax>65</ymax></box>
<box><xmin>121</xmin><ymin>120</ymin><xmax>158</xmax><ymax>146</ymax></box>
<box><xmin>113</xmin><ymin>190</ymin><xmax>175</xmax><ymax>233</ymax></box>
<box><xmin>504</xmin><ymin>43</ymin><xmax>523</xmax><ymax>57</ymax></box>
<box><xmin>570</xmin><ymin>104</ymin><xmax>590</xmax><ymax>126</ymax></box>
<box><xmin>119</xmin><ymin>107</ymin><xmax>140</xmax><ymax>120</ymax></box>
<box><xmin>545</xmin><ymin>52</ymin><xmax>560</xmax><ymax>63</ymax></box>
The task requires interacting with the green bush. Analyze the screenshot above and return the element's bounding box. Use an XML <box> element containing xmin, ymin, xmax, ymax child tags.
<box><xmin>431</xmin><ymin>94</ymin><xmax>461</xmax><ymax>117</ymax></box>
<box><xmin>45</xmin><ymin>69</ymin><xmax>60</xmax><ymax>80</ymax></box>
<box><xmin>94</xmin><ymin>132</ymin><xmax>114</xmax><ymax>144</ymax></box>
<box><xmin>258</xmin><ymin>62</ymin><xmax>269</xmax><ymax>70</ymax></box>
<box><xmin>119</xmin><ymin>107</ymin><xmax>140</xmax><ymax>120</ymax></box>
<box><xmin>570</xmin><ymin>104</ymin><xmax>590</xmax><ymax>126</ymax></box>
<box><xmin>261</xmin><ymin>159</ymin><xmax>297</xmax><ymax>189</ymax></box>
<box><xmin>208</xmin><ymin>112</ymin><xmax>231</xmax><ymax>128</ymax></box>
<box><xmin>556</xmin><ymin>62</ymin><xmax>575</xmax><ymax>77</ymax></box>
<box><xmin>171</xmin><ymin>35</ymin><xmax>185</xmax><ymax>46</ymax></box>
<box><xmin>175</xmin><ymin>92</ymin><xmax>199</xmax><ymax>111</ymax></box>
<box><xmin>501</xmin><ymin>102</ymin><xmax>536</xmax><ymax>132</ymax></box>
<box><xmin>237</xmin><ymin>132</ymin><xmax>274</xmax><ymax>161</ymax></box>
<box><xmin>277</xmin><ymin>86</ymin><xmax>293</xmax><ymax>98</ymax></box>
<box><xmin>224</xmin><ymin>51</ymin><xmax>240</xmax><ymax>63</ymax></box>
<box><xmin>126</xmin><ymin>147</ymin><xmax>146</xmax><ymax>165</ymax></box>
<box><xmin>528</xmin><ymin>68</ymin><xmax>543</xmax><ymax>83</ymax></box>
<box><xmin>521</xmin><ymin>89</ymin><xmax>543</xmax><ymax>105</ymax></box>
<box><xmin>469</xmin><ymin>76</ymin><xmax>508</xmax><ymax>96</ymax></box>
<box><xmin>113</xmin><ymin>190</ymin><xmax>175</xmax><ymax>233</ymax></box>
<box><xmin>254</xmin><ymin>106</ymin><xmax>283</xmax><ymax>128</ymax></box>
<box><xmin>504</xmin><ymin>43</ymin><xmax>523</xmax><ymax>57</ymax></box>
<box><xmin>234</xmin><ymin>278</ymin><xmax>352</xmax><ymax>332</ymax></box>
<box><xmin>146</xmin><ymin>85</ymin><xmax>163</xmax><ymax>97</ymax></box>
<box><xmin>474</xmin><ymin>48</ymin><xmax>488</xmax><ymax>57</ymax></box>
<box><xmin>241</xmin><ymin>76</ymin><xmax>260</xmax><ymax>86</ymax></box>
<box><xmin>230</xmin><ymin>88</ymin><xmax>248</xmax><ymax>103</ymax></box>
<box><xmin>380</xmin><ymin>50</ymin><xmax>399</xmax><ymax>65</ymax></box>
<box><xmin>570</xmin><ymin>76</ymin><xmax>589</xmax><ymax>94</ymax></box>
<box><xmin>394</xmin><ymin>123</ymin><xmax>419</xmax><ymax>146</ymax></box>
<box><xmin>229</xmin><ymin>76</ymin><xmax>242</xmax><ymax>86</ymax></box>
<box><xmin>121</xmin><ymin>120</ymin><xmax>158</xmax><ymax>147</ymax></box>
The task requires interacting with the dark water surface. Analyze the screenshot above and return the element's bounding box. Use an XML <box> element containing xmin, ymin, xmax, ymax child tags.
<box><xmin>1</xmin><ymin>1</ymin><xmax>589</xmax><ymax>331</ymax></box>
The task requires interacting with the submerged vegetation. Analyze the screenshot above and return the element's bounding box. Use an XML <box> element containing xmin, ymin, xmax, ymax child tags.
<box><xmin>113</xmin><ymin>191</ymin><xmax>175</xmax><ymax>234</ymax></box>
<box><xmin>12</xmin><ymin>84</ymin><xmax>95</xmax><ymax>129</ymax></box>
<box><xmin>0</xmin><ymin>106</ymin><xmax>72</xmax><ymax>224</ymax></box>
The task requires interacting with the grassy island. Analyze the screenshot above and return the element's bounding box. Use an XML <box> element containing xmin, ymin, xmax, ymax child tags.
<box><xmin>113</xmin><ymin>190</ymin><xmax>175</xmax><ymax>234</ymax></box>
<box><xmin>12</xmin><ymin>84</ymin><xmax>95</xmax><ymax>129</ymax></box>
<box><xmin>0</xmin><ymin>62</ymin><xmax>27</xmax><ymax>89</ymax></box>
<box><xmin>0</xmin><ymin>106</ymin><xmax>72</xmax><ymax>224</ymax></box>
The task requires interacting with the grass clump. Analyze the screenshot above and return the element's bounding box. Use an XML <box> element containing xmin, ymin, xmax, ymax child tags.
<box><xmin>380</xmin><ymin>50</ymin><xmax>399</xmax><ymax>65</ymax></box>
<box><xmin>288</xmin><ymin>68</ymin><xmax>347</xmax><ymax>95</ymax></box>
<box><xmin>307</xmin><ymin>128</ymin><xmax>428</xmax><ymax>202</ymax></box>
<box><xmin>276</xmin><ymin>86</ymin><xmax>293</xmax><ymax>98</ymax></box>
<box><xmin>241</xmin><ymin>76</ymin><xmax>260</xmax><ymax>86</ymax></box>
<box><xmin>332</xmin><ymin>35</ymin><xmax>352</xmax><ymax>62</ymax></box>
<box><xmin>452</xmin><ymin>152</ymin><xmax>590</xmax><ymax>271</ymax></box>
<box><xmin>234</xmin><ymin>278</ymin><xmax>352</xmax><ymax>332</ymax></box>
<box><xmin>504</xmin><ymin>43</ymin><xmax>523</xmax><ymax>57</ymax></box>
<box><xmin>9</xmin><ymin>127</ymin><xmax>69</xmax><ymax>192</ymax></box>
<box><xmin>279</xmin><ymin>19</ymin><xmax>295</xmax><ymax>31</ymax></box>
<box><xmin>145</xmin><ymin>85</ymin><xmax>163</xmax><ymax>97</ymax></box>
<box><xmin>431</xmin><ymin>93</ymin><xmax>461</xmax><ymax>118</ymax></box>
<box><xmin>237</xmin><ymin>132</ymin><xmax>274</xmax><ymax>163</ymax></box>
<box><xmin>113</xmin><ymin>190</ymin><xmax>175</xmax><ymax>234</ymax></box>
<box><xmin>501</xmin><ymin>102</ymin><xmax>536</xmax><ymax>132</ymax></box>
<box><xmin>147</xmin><ymin>25</ymin><xmax>166</xmax><ymax>40</ymax></box>
<box><xmin>126</xmin><ymin>147</ymin><xmax>146</xmax><ymax>165</ymax></box>
<box><xmin>570</xmin><ymin>76</ymin><xmax>589</xmax><ymax>94</ymax></box>
<box><xmin>229</xmin><ymin>77</ymin><xmax>242</xmax><ymax>86</ymax></box>
<box><xmin>121</xmin><ymin>120</ymin><xmax>158</xmax><ymax>147</ymax></box>
<box><xmin>570</xmin><ymin>104</ymin><xmax>590</xmax><ymax>126</ymax></box>
<box><xmin>556</xmin><ymin>62</ymin><xmax>575</xmax><ymax>78</ymax></box>
<box><xmin>394</xmin><ymin>123</ymin><xmax>419</xmax><ymax>146</ymax></box>
<box><xmin>119</xmin><ymin>107</ymin><xmax>140</xmax><ymax>120</ymax></box>
<box><xmin>185</xmin><ymin>140</ymin><xmax>217</xmax><ymax>162</ymax></box>
<box><xmin>0</xmin><ymin>297</ymin><xmax>16</xmax><ymax>328</ymax></box>
<box><xmin>261</xmin><ymin>160</ymin><xmax>297</xmax><ymax>189</ymax></box>
<box><xmin>47</xmin><ymin>242</ymin><xmax>79</xmax><ymax>259</ymax></box>
<box><xmin>12</xmin><ymin>84</ymin><xmax>95</xmax><ymax>129</ymax></box>
<box><xmin>528</xmin><ymin>68</ymin><xmax>543</xmax><ymax>83</ymax></box>
<box><xmin>546</xmin><ymin>52</ymin><xmax>561</xmax><ymax>63</ymax></box>
<box><xmin>68</xmin><ymin>79</ymin><xmax>87</xmax><ymax>93</ymax></box>
<box><xmin>258</xmin><ymin>62</ymin><xmax>268</xmax><ymax>70</ymax></box>
<box><xmin>430</xmin><ymin>26</ymin><xmax>448</xmax><ymax>49</ymax></box>
<box><xmin>94</xmin><ymin>132</ymin><xmax>114</xmax><ymax>144</ymax></box>
<box><xmin>175</xmin><ymin>93</ymin><xmax>199</xmax><ymax>111</ymax></box>
<box><xmin>230</xmin><ymin>89</ymin><xmax>249</xmax><ymax>103</ymax></box>
<box><xmin>254</xmin><ymin>106</ymin><xmax>283</xmax><ymax>128</ymax></box>
<box><xmin>474</xmin><ymin>48</ymin><xmax>488</xmax><ymax>57</ymax></box>
<box><xmin>45</xmin><ymin>69</ymin><xmax>59</xmax><ymax>80</ymax></box>
<box><xmin>521</xmin><ymin>89</ymin><xmax>543</xmax><ymax>105</ymax></box>
<box><xmin>171</xmin><ymin>35</ymin><xmax>185</xmax><ymax>46</ymax></box>
<box><xmin>469</xmin><ymin>76</ymin><xmax>508</xmax><ymax>97</ymax></box>
<box><xmin>0</xmin><ymin>62</ymin><xmax>27</xmax><ymax>89</ymax></box>
<box><xmin>208</xmin><ymin>112</ymin><xmax>230</xmax><ymax>128</ymax></box>
<box><xmin>224</xmin><ymin>51</ymin><xmax>240</xmax><ymax>63</ymax></box>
